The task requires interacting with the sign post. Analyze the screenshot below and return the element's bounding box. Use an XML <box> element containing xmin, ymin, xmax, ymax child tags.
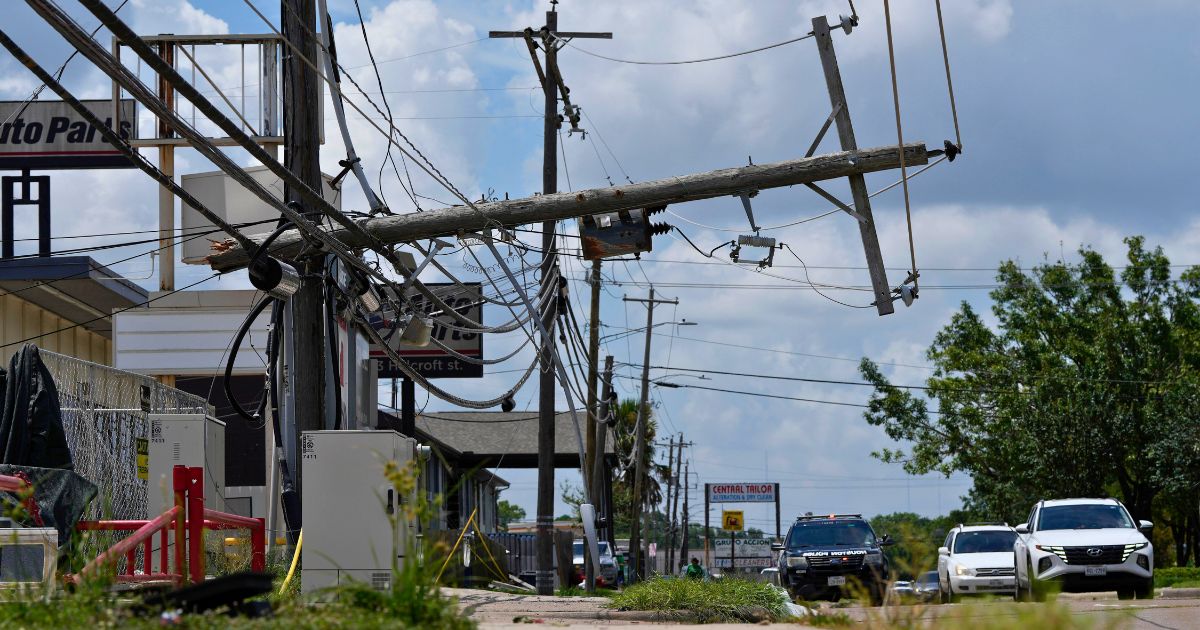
<box><xmin>721</xmin><ymin>510</ymin><xmax>743</xmax><ymax>575</ymax></box>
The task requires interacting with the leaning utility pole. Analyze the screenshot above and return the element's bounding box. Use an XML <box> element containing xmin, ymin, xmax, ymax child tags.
<box><xmin>624</xmin><ymin>288</ymin><xmax>678</xmax><ymax>581</ymax></box>
<box><xmin>282</xmin><ymin>0</ymin><xmax>326</xmax><ymax>494</ymax></box>
<box><xmin>489</xmin><ymin>7</ymin><xmax>611</xmax><ymax>596</ymax></box>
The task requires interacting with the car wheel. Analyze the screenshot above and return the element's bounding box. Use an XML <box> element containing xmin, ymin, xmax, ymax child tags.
<box><xmin>940</xmin><ymin>583</ymin><xmax>950</xmax><ymax>605</ymax></box>
<box><xmin>1135</xmin><ymin>577</ymin><xmax>1154</xmax><ymax>600</ymax></box>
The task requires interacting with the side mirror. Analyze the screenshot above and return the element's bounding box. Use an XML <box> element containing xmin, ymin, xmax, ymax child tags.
<box><xmin>879</xmin><ymin>535</ymin><xmax>897</xmax><ymax>547</ymax></box>
<box><xmin>1139</xmin><ymin>520</ymin><xmax>1153</xmax><ymax>532</ymax></box>
<box><xmin>771</xmin><ymin>542</ymin><xmax>785</xmax><ymax>552</ymax></box>
<box><xmin>937</xmin><ymin>546</ymin><xmax>949</xmax><ymax>556</ymax></box>
<box><xmin>1014</xmin><ymin>523</ymin><xmax>1029</xmax><ymax>534</ymax></box>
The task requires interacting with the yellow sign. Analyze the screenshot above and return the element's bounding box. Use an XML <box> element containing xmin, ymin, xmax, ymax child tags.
<box><xmin>135</xmin><ymin>437</ymin><xmax>149</xmax><ymax>481</ymax></box>
<box><xmin>722</xmin><ymin>510</ymin><xmax>744</xmax><ymax>532</ymax></box>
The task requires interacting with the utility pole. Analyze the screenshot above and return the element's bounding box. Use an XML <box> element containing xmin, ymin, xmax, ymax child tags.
<box><xmin>668</xmin><ymin>434</ymin><xmax>685</xmax><ymax>572</ymax></box>
<box><xmin>489</xmin><ymin>8</ymin><xmax>611</xmax><ymax>596</ymax></box>
<box><xmin>282</xmin><ymin>0</ymin><xmax>326</xmax><ymax>495</ymax></box>
<box><xmin>583</xmin><ymin>260</ymin><xmax>602</xmax><ymax>592</ymax></box>
<box><xmin>585</xmin><ymin>354</ymin><xmax>613</xmax><ymax>592</ymax></box>
<box><xmin>624</xmin><ymin>288</ymin><xmax>678</xmax><ymax>581</ymax></box>
<box><xmin>661</xmin><ymin>435</ymin><xmax>676</xmax><ymax>575</ymax></box>
<box><xmin>680</xmin><ymin>460</ymin><xmax>691</xmax><ymax>569</ymax></box>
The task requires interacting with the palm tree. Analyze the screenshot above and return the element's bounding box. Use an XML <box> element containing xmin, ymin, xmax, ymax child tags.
<box><xmin>612</xmin><ymin>398</ymin><xmax>668</xmax><ymax>517</ymax></box>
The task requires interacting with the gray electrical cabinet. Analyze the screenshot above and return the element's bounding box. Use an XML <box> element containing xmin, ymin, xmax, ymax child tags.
<box><xmin>301</xmin><ymin>430</ymin><xmax>418</xmax><ymax>593</ymax></box>
<box><xmin>146</xmin><ymin>413</ymin><xmax>226</xmax><ymax>573</ymax></box>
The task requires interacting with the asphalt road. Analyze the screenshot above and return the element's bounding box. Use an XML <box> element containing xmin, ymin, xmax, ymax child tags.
<box><xmin>453</xmin><ymin>587</ymin><xmax>1200</xmax><ymax>629</ymax></box>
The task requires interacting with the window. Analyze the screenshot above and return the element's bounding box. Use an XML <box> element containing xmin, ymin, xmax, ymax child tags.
<box><xmin>787</xmin><ymin>521</ymin><xmax>877</xmax><ymax>547</ymax></box>
<box><xmin>1037</xmin><ymin>504</ymin><xmax>1134</xmax><ymax>531</ymax></box>
<box><xmin>953</xmin><ymin>530</ymin><xmax>1017</xmax><ymax>554</ymax></box>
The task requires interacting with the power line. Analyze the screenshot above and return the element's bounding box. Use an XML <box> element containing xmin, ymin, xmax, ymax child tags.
<box><xmin>556</xmin><ymin>31</ymin><xmax>814</xmax><ymax>66</ymax></box>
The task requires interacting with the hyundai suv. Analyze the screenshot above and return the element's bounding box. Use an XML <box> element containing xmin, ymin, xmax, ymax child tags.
<box><xmin>937</xmin><ymin>523</ymin><xmax>1017</xmax><ymax>601</ymax></box>
<box><xmin>774</xmin><ymin>514</ymin><xmax>894</xmax><ymax>604</ymax></box>
<box><xmin>1013</xmin><ymin>498</ymin><xmax>1154</xmax><ymax>601</ymax></box>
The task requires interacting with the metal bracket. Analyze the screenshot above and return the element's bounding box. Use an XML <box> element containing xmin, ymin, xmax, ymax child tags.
<box><xmin>804</xmin><ymin>182</ymin><xmax>867</xmax><ymax>223</ymax></box>
<box><xmin>806</xmin><ymin>102</ymin><xmax>843</xmax><ymax>158</ymax></box>
<box><xmin>738</xmin><ymin>190</ymin><xmax>761</xmax><ymax>232</ymax></box>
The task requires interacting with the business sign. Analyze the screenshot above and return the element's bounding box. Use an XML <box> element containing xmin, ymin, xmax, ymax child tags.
<box><xmin>0</xmin><ymin>99</ymin><xmax>136</xmax><ymax>170</ymax></box>
<box><xmin>708</xmin><ymin>483</ymin><xmax>777</xmax><ymax>503</ymax></box>
<box><xmin>369</xmin><ymin>282</ymin><xmax>483</xmax><ymax>379</ymax></box>
<box><xmin>721</xmin><ymin>510</ymin><xmax>744</xmax><ymax>532</ymax></box>
<box><xmin>714</xmin><ymin>538</ymin><xmax>773</xmax><ymax>558</ymax></box>
<box><xmin>713</xmin><ymin>557</ymin><xmax>773</xmax><ymax>569</ymax></box>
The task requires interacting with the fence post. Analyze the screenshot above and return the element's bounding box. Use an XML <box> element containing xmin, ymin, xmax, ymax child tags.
<box><xmin>187</xmin><ymin>466</ymin><xmax>205</xmax><ymax>583</ymax></box>
<box><xmin>173</xmin><ymin>465</ymin><xmax>188</xmax><ymax>582</ymax></box>
<box><xmin>251</xmin><ymin>517</ymin><xmax>266</xmax><ymax>572</ymax></box>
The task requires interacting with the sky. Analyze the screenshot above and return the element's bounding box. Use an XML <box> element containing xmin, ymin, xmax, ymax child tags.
<box><xmin>3</xmin><ymin>0</ymin><xmax>1200</xmax><ymax>534</ymax></box>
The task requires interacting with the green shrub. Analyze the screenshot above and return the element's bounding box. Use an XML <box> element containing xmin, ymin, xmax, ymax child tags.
<box><xmin>1155</xmin><ymin>566</ymin><xmax>1200</xmax><ymax>589</ymax></box>
<box><xmin>607</xmin><ymin>576</ymin><xmax>791</xmax><ymax>622</ymax></box>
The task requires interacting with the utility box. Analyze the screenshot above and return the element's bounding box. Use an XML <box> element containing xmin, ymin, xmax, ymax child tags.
<box><xmin>146</xmin><ymin>413</ymin><xmax>226</xmax><ymax>572</ymax></box>
<box><xmin>301</xmin><ymin>430</ymin><xmax>419</xmax><ymax>593</ymax></box>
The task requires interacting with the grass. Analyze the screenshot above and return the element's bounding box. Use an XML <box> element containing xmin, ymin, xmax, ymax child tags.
<box><xmin>607</xmin><ymin>576</ymin><xmax>791</xmax><ymax>622</ymax></box>
<box><xmin>1155</xmin><ymin>566</ymin><xmax>1200</xmax><ymax>589</ymax></box>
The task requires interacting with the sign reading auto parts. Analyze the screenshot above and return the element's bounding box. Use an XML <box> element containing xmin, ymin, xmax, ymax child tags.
<box><xmin>0</xmin><ymin>99</ymin><xmax>136</xmax><ymax>170</ymax></box>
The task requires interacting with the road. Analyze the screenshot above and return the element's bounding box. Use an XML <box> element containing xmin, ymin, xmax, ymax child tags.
<box><xmin>451</xmin><ymin>587</ymin><xmax>1200</xmax><ymax>629</ymax></box>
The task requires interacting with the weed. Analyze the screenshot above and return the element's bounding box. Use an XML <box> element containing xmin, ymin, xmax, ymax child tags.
<box><xmin>608</xmin><ymin>576</ymin><xmax>791</xmax><ymax>622</ymax></box>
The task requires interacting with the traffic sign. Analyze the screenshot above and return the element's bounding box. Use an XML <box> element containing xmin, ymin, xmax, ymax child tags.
<box><xmin>722</xmin><ymin>510</ymin><xmax>744</xmax><ymax>532</ymax></box>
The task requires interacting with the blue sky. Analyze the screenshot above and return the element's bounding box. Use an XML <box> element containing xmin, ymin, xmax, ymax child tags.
<box><xmin>3</xmin><ymin>1</ymin><xmax>1200</xmax><ymax>531</ymax></box>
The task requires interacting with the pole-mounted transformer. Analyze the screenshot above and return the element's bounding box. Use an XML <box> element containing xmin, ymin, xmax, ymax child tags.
<box><xmin>577</xmin><ymin>205</ymin><xmax>671</xmax><ymax>260</ymax></box>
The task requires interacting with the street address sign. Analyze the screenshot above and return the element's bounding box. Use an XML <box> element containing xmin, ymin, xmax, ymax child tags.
<box><xmin>369</xmin><ymin>282</ymin><xmax>483</xmax><ymax>379</ymax></box>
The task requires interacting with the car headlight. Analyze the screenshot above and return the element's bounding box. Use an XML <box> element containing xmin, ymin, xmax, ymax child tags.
<box><xmin>786</xmin><ymin>555</ymin><xmax>808</xmax><ymax>568</ymax></box>
<box><xmin>865</xmin><ymin>552</ymin><xmax>883</xmax><ymax>566</ymax></box>
<box><xmin>954</xmin><ymin>565</ymin><xmax>975</xmax><ymax>577</ymax></box>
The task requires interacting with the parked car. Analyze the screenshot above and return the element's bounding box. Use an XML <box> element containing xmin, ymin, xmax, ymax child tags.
<box><xmin>572</xmin><ymin>539</ymin><xmax>618</xmax><ymax>586</ymax></box>
<box><xmin>1013</xmin><ymin>498</ymin><xmax>1154</xmax><ymax>601</ymax></box>
<box><xmin>890</xmin><ymin>580</ymin><xmax>914</xmax><ymax>599</ymax></box>
<box><xmin>773</xmin><ymin>513</ymin><xmax>895</xmax><ymax>605</ymax></box>
<box><xmin>913</xmin><ymin>570</ymin><xmax>940</xmax><ymax>602</ymax></box>
<box><xmin>937</xmin><ymin>523</ymin><xmax>1018</xmax><ymax>601</ymax></box>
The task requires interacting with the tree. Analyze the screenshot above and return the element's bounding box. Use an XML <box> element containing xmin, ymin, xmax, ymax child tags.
<box><xmin>497</xmin><ymin>500</ymin><xmax>526</xmax><ymax>532</ymax></box>
<box><xmin>860</xmin><ymin>238</ymin><xmax>1200</xmax><ymax>565</ymax></box>
<box><xmin>610</xmin><ymin>398</ymin><xmax>668</xmax><ymax>537</ymax></box>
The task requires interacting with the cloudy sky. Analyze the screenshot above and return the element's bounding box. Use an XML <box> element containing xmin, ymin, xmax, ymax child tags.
<box><xmin>4</xmin><ymin>0</ymin><xmax>1200</xmax><ymax>531</ymax></box>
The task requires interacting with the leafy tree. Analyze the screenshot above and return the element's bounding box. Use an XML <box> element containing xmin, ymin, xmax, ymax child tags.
<box><xmin>860</xmin><ymin>238</ymin><xmax>1200</xmax><ymax>565</ymax></box>
<box><xmin>497</xmin><ymin>500</ymin><xmax>526</xmax><ymax>531</ymax></box>
<box><xmin>610</xmin><ymin>398</ymin><xmax>669</xmax><ymax>536</ymax></box>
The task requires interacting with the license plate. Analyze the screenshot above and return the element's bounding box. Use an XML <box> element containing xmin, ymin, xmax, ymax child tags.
<box><xmin>827</xmin><ymin>576</ymin><xmax>846</xmax><ymax>586</ymax></box>
<box><xmin>989</xmin><ymin>580</ymin><xmax>1002</xmax><ymax>586</ymax></box>
<box><xmin>1085</xmin><ymin>566</ymin><xmax>1107</xmax><ymax>577</ymax></box>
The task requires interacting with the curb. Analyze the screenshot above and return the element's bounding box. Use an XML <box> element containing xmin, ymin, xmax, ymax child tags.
<box><xmin>1158</xmin><ymin>587</ymin><xmax>1200</xmax><ymax>600</ymax></box>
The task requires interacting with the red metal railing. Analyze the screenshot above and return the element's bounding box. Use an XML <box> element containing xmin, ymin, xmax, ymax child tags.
<box><xmin>67</xmin><ymin>465</ymin><xmax>266</xmax><ymax>585</ymax></box>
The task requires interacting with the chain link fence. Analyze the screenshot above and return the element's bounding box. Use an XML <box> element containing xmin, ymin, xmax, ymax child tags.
<box><xmin>41</xmin><ymin>349</ymin><xmax>213</xmax><ymax>522</ymax></box>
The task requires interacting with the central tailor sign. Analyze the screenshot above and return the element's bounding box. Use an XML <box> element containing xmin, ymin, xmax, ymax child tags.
<box><xmin>708</xmin><ymin>483</ymin><xmax>777</xmax><ymax>503</ymax></box>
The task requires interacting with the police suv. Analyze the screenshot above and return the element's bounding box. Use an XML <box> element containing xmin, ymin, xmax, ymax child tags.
<box><xmin>773</xmin><ymin>514</ymin><xmax>895</xmax><ymax>604</ymax></box>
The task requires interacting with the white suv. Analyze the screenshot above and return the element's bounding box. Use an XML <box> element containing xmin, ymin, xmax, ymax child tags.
<box><xmin>1013</xmin><ymin>498</ymin><xmax>1154</xmax><ymax>601</ymax></box>
<box><xmin>937</xmin><ymin>523</ymin><xmax>1018</xmax><ymax>601</ymax></box>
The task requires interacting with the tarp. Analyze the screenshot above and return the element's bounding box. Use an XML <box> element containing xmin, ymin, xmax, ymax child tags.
<box><xmin>0</xmin><ymin>465</ymin><xmax>97</xmax><ymax>544</ymax></box>
<box><xmin>0</xmin><ymin>344</ymin><xmax>73</xmax><ymax>469</ymax></box>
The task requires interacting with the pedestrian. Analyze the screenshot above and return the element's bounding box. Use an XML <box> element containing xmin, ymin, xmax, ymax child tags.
<box><xmin>685</xmin><ymin>556</ymin><xmax>704</xmax><ymax>580</ymax></box>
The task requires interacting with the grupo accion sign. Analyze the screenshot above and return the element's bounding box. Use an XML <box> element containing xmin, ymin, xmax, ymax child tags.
<box><xmin>707</xmin><ymin>483</ymin><xmax>777</xmax><ymax>503</ymax></box>
<box><xmin>0</xmin><ymin>99</ymin><xmax>136</xmax><ymax>170</ymax></box>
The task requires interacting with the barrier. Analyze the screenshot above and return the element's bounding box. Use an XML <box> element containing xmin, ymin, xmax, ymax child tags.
<box><xmin>71</xmin><ymin>465</ymin><xmax>264</xmax><ymax>585</ymax></box>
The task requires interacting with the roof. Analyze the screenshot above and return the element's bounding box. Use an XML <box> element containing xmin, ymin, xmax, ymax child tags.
<box><xmin>380</xmin><ymin>409</ymin><xmax>615</xmax><ymax>468</ymax></box>
<box><xmin>0</xmin><ymin>256</ymin><xmax>147</xmax><ymax>338</ymax></box>
<box><xmin>952</xmin><ymin>523</ymin><xmax>1012</xmax><ymax>532</ymax></box>
<box><xmin>1040</xmin><ymin>498</ymin><xmax>1122</xmax><ymax>508</ymax></box>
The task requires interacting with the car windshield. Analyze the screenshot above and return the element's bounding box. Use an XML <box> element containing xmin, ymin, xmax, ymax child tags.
<box><xmin>918</xmin><ymin>571</ymin><xmax>939</xmax><ymax>585</ymax></box>
<box><xmin>953</xmin><ymin>530</ymin><xmax>1017</xmax><ymax>553</ymax></box>
<box><xmin>1038</xmin><ymin>504</ymin><xmax>1134</xmax><ymax>530</ymax></box>
<box><xmin>787</xmin><ymin>521</ymin><xmax>876</xmax><ymax>547</ymax></box>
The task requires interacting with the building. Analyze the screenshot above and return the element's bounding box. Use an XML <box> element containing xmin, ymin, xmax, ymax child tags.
<box><xmin>0</xmin><ymin>256</ymin><xmax>146</xmax><ymax>364</ymax></box>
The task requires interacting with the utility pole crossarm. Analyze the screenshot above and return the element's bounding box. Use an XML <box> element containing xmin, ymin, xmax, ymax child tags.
<box><xmin>208</xmin><ymin>143</ymin><xmax>929</xmax><ymax>271</ymax></box>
